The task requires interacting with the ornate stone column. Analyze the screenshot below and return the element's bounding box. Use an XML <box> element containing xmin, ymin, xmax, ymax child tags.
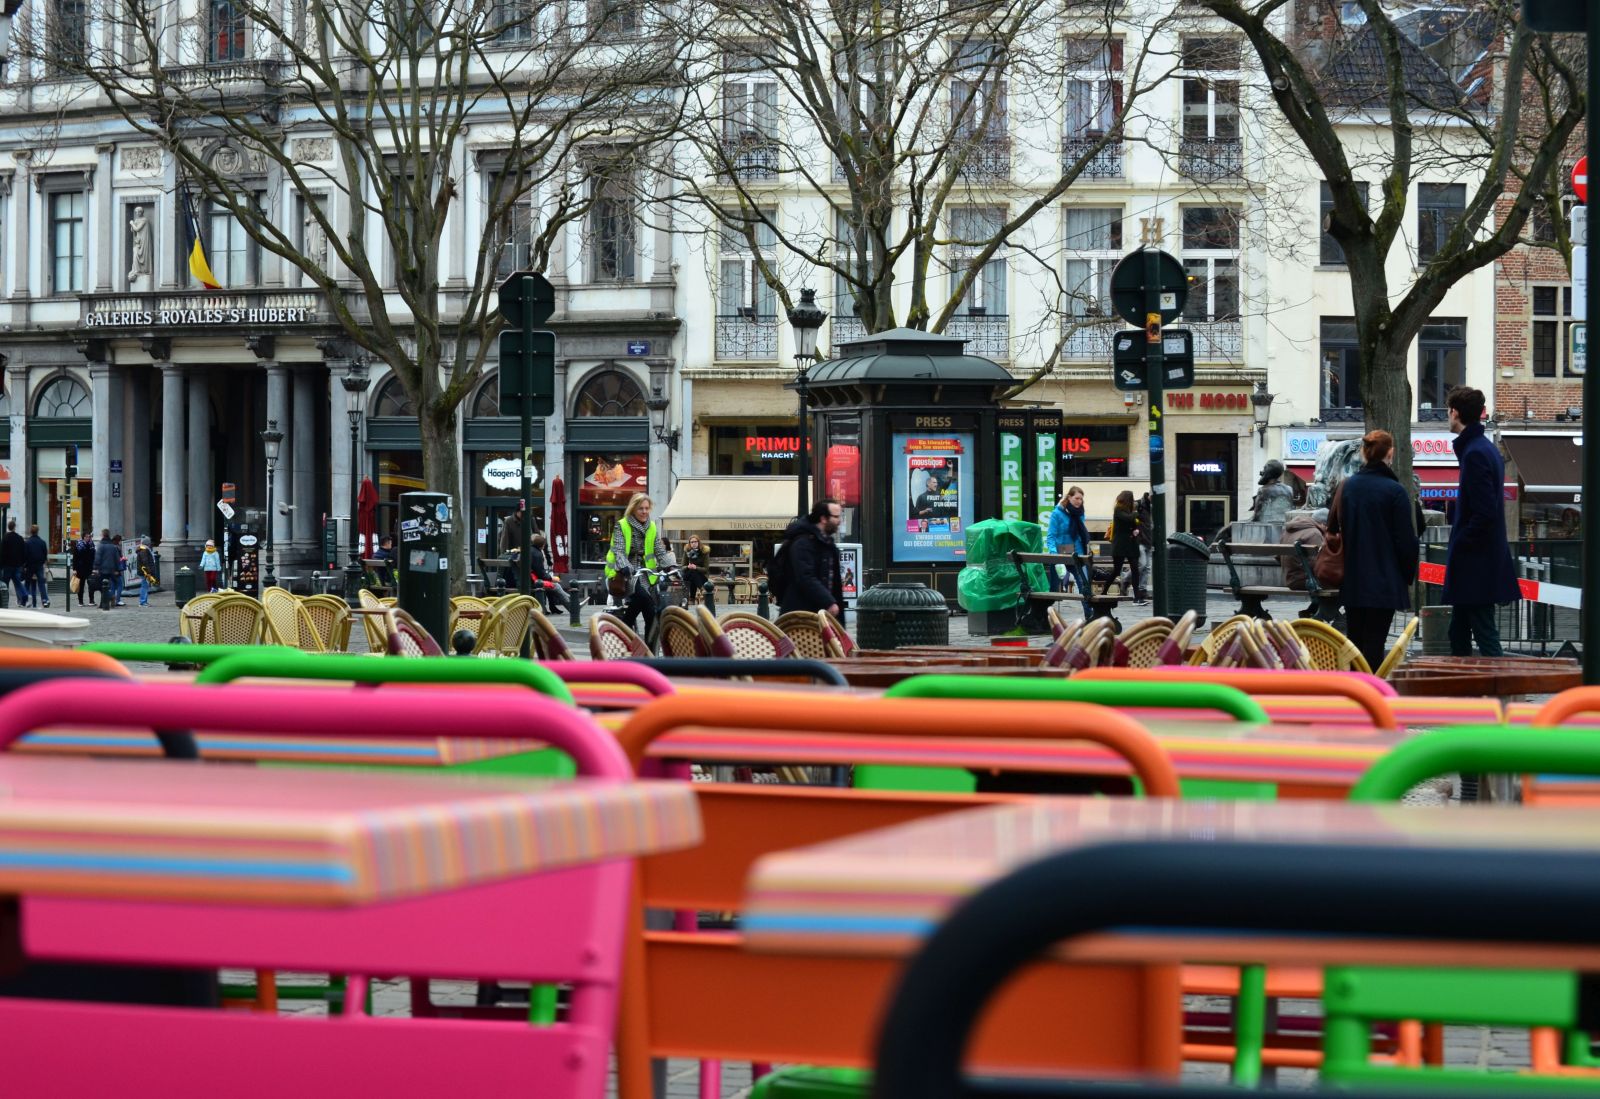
<box><xmin>186</xmin><ymin>370</ymin><xmax>211</xmax><ymax>546</ymax></box>
<box><xmin>262</xmin><ymin>353</ymin><xmax>291</xmax><ymax>552</ymax></box>
<box><xmin>84</xmin><ymin>348</ymin><xmax>113</xmax><ymax>540</ymax></box>
<box><xmin>291</xmin><ymin>367</ymin><xmax>317</xmax><ymax>549</ymax></box>
<box><xmin>157</xmin><ymin>357</ymin><xmax>185</xmax><ymax>552</ymax></box>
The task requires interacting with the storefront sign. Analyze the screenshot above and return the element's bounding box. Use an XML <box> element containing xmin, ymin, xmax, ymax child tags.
<box><xmin>84</xmin><ymin>307</ymin><xmax>316</xmax><ymax>328</ymax></box>
<box><xmin>1284</xmin><ymin>429</ymin><xmax>1460</xmax><ymax>464</ymax></box>
<box><xmin>1190</xmin><ymin>460</ymin><xmax>1226</xmax><ymax>475</ymax></box>
<box><xmin>481</xmin><ymin>457</ymin><xmax>537</xmax><ymax>490</ymax></box>
<box><xmin>892</xmin><ymin>433</ymin><xmax>973</xmax><ymax>563</ymax></box>
<box><xmin>744</xmin><ymin>435</ymin><xmax>807</xmax><ymax>460</ymax></box>
<box><xmin>1166</xmin><ymin>389</ymin><xmax>1252</xmax><ymax>413</ymax></box>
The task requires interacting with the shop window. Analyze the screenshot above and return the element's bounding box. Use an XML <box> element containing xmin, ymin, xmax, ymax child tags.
<box><xmin>34</xmin><ymin>376</ymin><xmax>89</xmax><ymax>418</ymax></box>
<box><xmin>573</xmin><ymin>369</ymin><xmax>644</xmax><ymax>417</ymax></box>
<box><xmin>1531</xmin><ymin>286</ymin><xmax>1577</xmax><ymax>378</ymax></box>
<box><xmin>575</xmin><ymin>452</ymin><xmax>648</xmax><ymax>565</ymax></box>
<box><xmin>373</xmin><ymin>375</ymin><xmax>416</xmax><ymax>417</ymax></box>
<box><xmin>1059</xmin><ymin>424</ymin><xmax>1129</xmax><ymax>478</ymax></box>
<box><xmin>1320</xmin><ymin>317</ymin><xmax>1362</xmax><ymax>420</ymax></box>
<box><xmin>1417</xmin><ymin>319</ymin><xmax>1466</xmax><ymax>421</ymax></box>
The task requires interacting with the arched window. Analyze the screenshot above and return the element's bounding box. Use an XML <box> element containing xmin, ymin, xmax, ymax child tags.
<box><xmin>471</xmin><ymin>377</ymin><xmax>501</xmax><ymax>417</ymax></box>
<box><xmin>573</xmin><ymin>369</ymin><xmax>644</xmax><ymax>417</ymax></box>
<box><xmin>34</xmin><ymin>376</ymin><xmax>89</xmax><ymax>418</ymax></box>
<box><xmin>373</xmin><ymin>375</ymin><xmax>415</xmax><ymax>416</ymax></box>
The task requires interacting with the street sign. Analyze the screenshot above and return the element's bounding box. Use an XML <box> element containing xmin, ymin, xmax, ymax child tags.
<box><xmin>1576</xmin><ymin>206</ymin><xmax>1588</xmax><ymax>323</ymax></box>
<box><xmin>217</xmin><ymin>500</ymin><xmax>235</xmax><ymax>520</ymax></box>
<box><xmin>1110</xmin><ymin>249</ymin><xmax>1187</xmax><ymax>327</ymax></box>
<box><xmin>497</xmin><ymin>270</ymin><xmax>557</xmax><ymax>419</ymax></box>
<box><xmin>497</xmin><ymin>269</ymin><xmax>555</xmax><ymax>326</ymax></box>
<box><xmin>1524</xmin><ymin>0</ymin><xmax>1584</xmax><ymax>32</ymax></box>
<box><xmin>109</xmin><ymin>459</ymin><xmax>123</xmax><ymax>474</ymax></box>
<box><xmin>1111</xmin><ymin>329</ymin><xmax>1196</xmax><ymax>391</ymax></box>
<box><xmin>627</xmin><ymin>340</ymin><xmax>649</xmax><ymax>356</ymax></box>
<box><xmin>1573</xmin><ymin>323</ymin><xmax>1587</xmax><ymax>376</ymax></box>
<box><xmin>1576</xmin><ymin>156</ymin><xmax>1590</xmax><ymax>204</ymax></box>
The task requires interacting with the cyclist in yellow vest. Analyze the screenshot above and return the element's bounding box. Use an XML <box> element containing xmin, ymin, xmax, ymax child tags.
<box><xmin>606</xmin><ymin>492</ymin><xmax>670</xmax><ymax>638</ymax></box>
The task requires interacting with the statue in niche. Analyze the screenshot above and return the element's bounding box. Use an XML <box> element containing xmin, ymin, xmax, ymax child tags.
<box><xmin>303</xmin><ymin>204</ymin><xmax>328</xmax><ymax>271</ymax></box>
<box><xmin>127</xmin><ymin>206</ymin><xmax>152</xmax><ymax>291</ymax></box>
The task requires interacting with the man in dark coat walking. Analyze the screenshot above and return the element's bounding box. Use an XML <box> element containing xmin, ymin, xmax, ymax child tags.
<box><xmin>777</xmin><ymin>499</ymin><xmax>844</xmax><ymax>617</ymax></box>
<box><xmin>1443</xmin><ymin>387</ymin><xmax>1520</xmax><ymax>656</ymax></box>
<box><xmin>93</xmin><ymin>529</ymin><xmax>120</xmax><ymax>611</ymax></box>
<box><xmin>22</xmin><ymin>524</ymin><xmax>49</xmax><ymax>608</ymax></box>
<box><xmin>0</xmin><ymin>518</ymin><xmax>25</xmax><ymax>606</ymax></box>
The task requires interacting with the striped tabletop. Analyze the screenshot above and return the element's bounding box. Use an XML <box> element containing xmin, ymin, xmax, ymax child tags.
<box><xmin>1147</xmin><ymin>696</ymin><xmax>1503</xmax><ymax>728</ymax></box>
<box><xmin>11</xmin><ymin>728</ymin><xmax>553</xmax><ymax>765</ymax></box>
<box><xmin>1505</xmin><ymin>701</ymin><xmax>1600</xmax><ymax>727</ymax></box>
<box><xmin>649</xmin><ymin>720</ymin><xmax>1405</xmax><ymax>788</ymax></box>
<box><xmin>0</xmin><ymin>756</ymin><xmax>700</xmax><ymax>906</ymax></box>
<box><xmin>743</xmin><ymin>799</ymin><xmax>1600</xmax><ymax>957</ymax></box>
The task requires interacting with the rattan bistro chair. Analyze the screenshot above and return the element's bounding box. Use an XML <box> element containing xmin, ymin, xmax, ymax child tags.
<box><xmin>589</xmin><ymin>613</ymin><xmax>651</xmax><ymax>660</ymax></box>
<box><xmin>718</xmin><ymin>612</ymin><xmax>798</xmax><ymax>660</ymax></box>
<box><xmin>196</xmin><ymin>593</ymin><xmax>268</xmax><ymax>646</ymax></box>
<box><xmin>300</xmin><ymin>594</ymin><xmax>353</xmax><ymax>652</ymax></box>
<box><xmin>262</xmin><ymin>587</ymin><xmax>325</xmax><ymax>652</ymax></box>
<box><xmin>659</xmin><ymin>606</ymin><xmax>708</xmax><ymax>659</ymax></box>
<box><xmin>1291</xmin><ymin>618</ymin><xmax>1372</xmax><ymax>674</ymax></box>
<box><xmin>178</xmin><ymin>592</ymin><xmax>223</xmax><ymax>641</ymax></box>
<box><xmin>528</xmin><ymin>605</ymin><xmax>575</xmax><ymax>661</ymax></box>
<box><xmin>1377</xmin><ymin>616</ymin><xmax>1421</xmax><ymax>680</ymax></box>
<box><xmin>775</xmin><ymin>611</ymin><xmax>844</xmax><ymax>659</ymax></box>
<box><xmin>357</xmin><ymin>588</ymin><xmax>393</xmax><ymax>653</ymax></box>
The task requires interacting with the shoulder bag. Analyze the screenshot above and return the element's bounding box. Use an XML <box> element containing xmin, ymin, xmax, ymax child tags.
<box><xmin>1313</xmin><ymin>482</ymin><xmax>1346</xmax><ymax>589</ymax></box>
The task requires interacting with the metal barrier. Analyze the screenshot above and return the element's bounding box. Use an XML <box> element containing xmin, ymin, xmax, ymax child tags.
<box><xmin>1417</xmin><ymin>537</ymin><xmax>1580</xmax><ymax>655</ymax></box>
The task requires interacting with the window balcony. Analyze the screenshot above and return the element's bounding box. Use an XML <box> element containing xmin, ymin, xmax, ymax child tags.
<box><xmin>1059</xmin><ymin>323</ymin><xmax>1117</xmax><ymax>360</ymax></box>
<box><xmin>170</xmin><ymin>59</ymin><xmax>279</xmax><ymax>92</ymax></box>
<box><xmin>1179</xmin><ymin>137</ymin><xmax>1243</xmax><ymax>182</ymax></box>
<box><xmin>955</xmin><ymin>137</ymin><xmax>1010</xmax><ymax>182</ymax></box>
<box><xmin>830</xmin><ymin>314</ymin><xmax>866</xmax><ymax>347</ymax></box>
<box><xmin>715</xmin><ymin>313</ymin><xmax>779</xmax><ymax>360</ymax></box>
<box><xmin>1417</xmin><ymin>405</ymin><xmax>1450</xmax><ymax>423</ymax></box>
<box><xmin>1061</xmin><ymin>137</ymin><xmax>1122</xmax><ymax>179</ymax></box>
<box><xmin>721</xmin><ymin>137</ymin><xmax>778</xmax><ymax>181</ymax></box>
<box><xmin>945</xmin><ymin>312</ymin><xmax>1009</xmax><ymax>358</ymax></box>
<box><xmin>1189</xmin><ymin>319</ymin><xmax>1242</xmax><ymax>361</ymax></box>
<box><xmin>1318</xmin><ymin>406</ymin><xmax>1365</xmax><ymax>424</ymax></box>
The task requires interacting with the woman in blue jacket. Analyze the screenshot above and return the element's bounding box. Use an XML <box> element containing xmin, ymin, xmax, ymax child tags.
<box><xmin>1044</xmin><ymin>487</ymin><xmax>1092</xmax><ymax>618</ymax></box>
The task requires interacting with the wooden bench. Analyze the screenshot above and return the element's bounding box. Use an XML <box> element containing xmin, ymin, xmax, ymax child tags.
<box><xmin>1213</xmin><ymin>540</ymin><xmax>1340</xmax><ymax>624</ymax></box>
<box><xmin>1012</xmin><ymin>551</ymin><xmax>1137</xmax><ymax>627</ymax></box>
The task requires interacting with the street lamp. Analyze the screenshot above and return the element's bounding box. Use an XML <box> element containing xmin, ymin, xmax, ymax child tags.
<box><xmin>1250</xmin><ymin>381</ymin><xmax>1276</xmax><ymax>447</ymax></box>
<box><xmin>341</xmin><ymin>360</ymin><xmax>369</xmax><ymax>606</ymax></box>
<box><xmin>261</xmin><ymin>419</ymin><xmax>283</xmax><ymax>590</ymax></box>
<box><xmin>645</xmin><ymin>388</ymin><xmax>679</xmax><ymax>450</ymax></box>
<box><xmin>786</xmin><ymin>287</ymin><xmax>827</xmax><ymax>519</ymax></box>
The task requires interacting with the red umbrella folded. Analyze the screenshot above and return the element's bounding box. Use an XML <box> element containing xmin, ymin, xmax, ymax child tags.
<box><xmin>549</xmin><ymin>476</ymin><xmax>570</xmax><ymax>574</ymax></box>
<box><xmin>357</xmin><ymin>477</ymin><xmax>379</xmax><ymax>557</ymax></box>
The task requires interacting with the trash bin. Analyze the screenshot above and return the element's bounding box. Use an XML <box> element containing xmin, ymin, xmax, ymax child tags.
<box><xmin>855</xmin><ymin>583</ymin><xmax>950</xmax><ymax>650</ymax></box>
<box><xmin>1163</xmin><ymin>532</ymin><xmax>1210</xmax><ymax>628</ymax></box>
<box><xmin>174</xmin><ymin>566</ymin><xmax>197</xmax><ymax>608</ymax></box>
<box><xmin>1420</xmin><ymin>604</ymin><xmax>1452</xmax><ymax>655</ymax></box>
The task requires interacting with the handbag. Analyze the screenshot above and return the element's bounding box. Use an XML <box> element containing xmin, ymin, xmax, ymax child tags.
<box><xmin>1313</xmin><ymin>483</ymin><xmax>1346</xmax><ymax>589</ymax></box>
<box><xmin>69</xmin><ymin>574</ymin><xmax>80</xmax><ymax>595</ymax></box>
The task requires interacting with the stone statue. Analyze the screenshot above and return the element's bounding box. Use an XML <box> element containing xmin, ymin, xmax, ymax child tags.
<box><xmin>1306</xmin><ymin>439</ymin><xmax>1365</xmax><ymax>508</ymax></box>
<box><xmin>304</xmin><ymin>206</ymin><xmax>328</xmax><ymax>271</ymax></box>
<box><xmin>127</xmin><ymin>206</ymin><xmax>152</xmax><ymax>291</ymax></box>
<box><xmin>1249</xmin><ymin>459</ymin><xmax>1295</xmax><ymax>524</ymax></box>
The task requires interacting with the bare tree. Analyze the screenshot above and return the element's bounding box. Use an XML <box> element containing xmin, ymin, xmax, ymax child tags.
<box><xmin>660</xmin><ymin>0</ymin><xmax>1178</xmax><ymax>393</ymax></box>
<box><xmin>1198</xmin><ymin>0</ymin><xmax>1583</xmax><ymax>481</ymax></box>
<box><xmin>19</xmin><ymin>0</ymin><xmax>682</xmax><ymax>561</ymax></box>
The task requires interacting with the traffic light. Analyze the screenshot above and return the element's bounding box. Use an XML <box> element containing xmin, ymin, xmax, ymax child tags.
<box><xmin>498</xmin><ymin>271</ymin><xmax>557</xmax><ymax>419</ymax></box>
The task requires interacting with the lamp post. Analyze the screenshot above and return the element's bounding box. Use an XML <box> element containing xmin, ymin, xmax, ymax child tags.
<box><xmin>1250</xmin><ymin>381</ymin><xmax>1276</xmax><ymax>448</ymax></box>
<box><xmin>786</xmin><ymin>288</ymin><xmax>827</xmax><ymax>520</ymax></box>
<box><xmin>341</xmin><ymin>360</ymin><xmax>369</xmax><ymax>606</ymax></box>
<box><xmin>261</xmin><ymin>419</ymin><xmax>283</xmax><ymax>590</ymax></box>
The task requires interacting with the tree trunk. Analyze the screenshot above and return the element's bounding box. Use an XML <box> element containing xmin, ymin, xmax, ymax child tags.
<box><xmin>418</xmin><ymin>402</ymin><xmax>464</xmax><ymax>595</ymax></box>
<box><xmin>1362</xmin><ymin>339</ymin><xmax>1415</xmax><ymax>490</ymax></box>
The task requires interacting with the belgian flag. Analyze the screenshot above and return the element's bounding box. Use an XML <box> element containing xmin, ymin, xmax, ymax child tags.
<box><xmin>182</xmin><ymin>187</ymin><xmax>222</xmax><ymax>290</ymax></box>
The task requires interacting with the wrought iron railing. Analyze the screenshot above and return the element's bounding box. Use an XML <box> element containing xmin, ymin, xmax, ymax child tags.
<box><xmin>1417</xmin><ymin>406</ymin><xmax>1450</xmax><ymax>422</ymax></box>
<box><xmin>1059</xmin><ymin>324</ymin><xmax>1117</xmax><ymax>359</ymax></box>
<box><xmin>1318</xmin><ymin>406</ymin><xmax>1365</xmax><ymax>423</ymax></box>
<box><xmin>830</xmin><ymin>315</ymin><xmax>867</xmax><ymax>347</ymax></box>
<box><xmin>955</xmin><ymin>137</ymin><xmax>1010</xmax><ymax>181</ymax></box>
<box><xmin>1188</xmin><ymin>320</ymin><xmax>1242</xmax><ymax>360</ymax></box>
<box><xmin>714</xmin><ymin>314</ymin><xmax>779</xmax><ymax>360</ymax></box>
<box><xmin>722</xmin><ymin>139</ymin><xmax>778</xmax><ymax>180</ymax></box>
<box><xmin>945</xmin><ymin>313</ymin><xmax>1009</xmax><ymax>358</ymax></box>
<box><xmin>1061</xmin><ymin>138</ymin><xmax>1122</xmax><ymax>179</ymax></box>
<box><xmin>1179</xmin><ymin>137</ymin><xmax>1243</xmax><ymax>181</ymax></box>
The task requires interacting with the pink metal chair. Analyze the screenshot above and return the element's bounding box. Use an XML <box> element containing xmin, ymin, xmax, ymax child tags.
<box><xmin>0</xmin><ymin>679</ymin><xmax>673</xmax><ymax>1098</ymax></box>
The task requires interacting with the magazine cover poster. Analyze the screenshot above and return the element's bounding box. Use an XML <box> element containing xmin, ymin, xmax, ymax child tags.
<box><xmin>891</xmin><ymin>432</ymin><xmax>973</xmax><ymax>562</ymax></box>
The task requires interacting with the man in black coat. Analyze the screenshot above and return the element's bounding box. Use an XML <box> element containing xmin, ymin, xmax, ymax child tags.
<box><xmin>22</xmin><ymin>524</ymin><xmax>49</xmax><ymax>608</ymax></box>
<box><xmin>777</xmin><ymin>499</ymin><xmax>844</xmax><ymax>617</ymax></box>
<box><xmin>1443</xmin><ymin>387</ymin><xmax>1519</xmax><ymax>656</ymax></box>
<box><xmin>0</xmin><ymin>518</ymin><xmax>26</xmax><ymax>607</ymax></box>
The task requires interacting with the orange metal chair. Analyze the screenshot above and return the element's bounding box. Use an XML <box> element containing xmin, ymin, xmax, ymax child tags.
<box><xmin>0</xmin><ymin>649</ymin><xmax>131</xmax><ymax>677</ymax></box>
<box><xmin>610</xmin><ymin>694</ymin><xmax>1182</xmax><ymax>1099</ymax></box>
<box><xmin>1077</xmin><ymin>666</ymin><xmax>1400</xmax><ymax>731</ymax></box>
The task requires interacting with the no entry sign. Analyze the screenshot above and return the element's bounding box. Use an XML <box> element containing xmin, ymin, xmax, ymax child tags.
<box><xmin>1575</xmin><ymin>156</ymin><xmax>1589</xmax><ymax>204</ymax></box>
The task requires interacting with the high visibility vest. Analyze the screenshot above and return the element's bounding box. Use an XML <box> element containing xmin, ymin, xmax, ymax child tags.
<box><xmin>604</xmin><ymin>520</ymin><xmax>658</xmax><ymax>578</ymax></box>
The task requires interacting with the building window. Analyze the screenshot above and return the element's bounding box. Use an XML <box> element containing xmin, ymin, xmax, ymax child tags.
<box><xmin>1320</xmin><ymin>317</ymin><xmax>1362</xmax><ymax>420</ymax></box>
<box><xmin>1532</xmin><ymin>285</ymin><xmax>1577</xmax><ymax>378</ymax></box>
<box><xmin>35</xmin><ymin>375</ymin><xmax>90</xmax><ymax>417</ymax></box>
<box><xmin>373</xmin><ymin>375</ymin><xmax>416</xmax><ymax>417</ymax></box>
<box><xmin>472</xmin><ymin>376</ymin><xmax>502</xmax><ymax>417</ymax></box>
<box><xmin>1417</xmin><ymin>319</ymin><xmax>1466</xmax><ymax>421</ymax></box>
<box><xmin>206</xmin><ymin>201</ymin><xmax>255</xmax><ymax>286</ymax></box>
<box><xmin>1180</xmin><ymin>206</ymin><xmax>1240</xmax><ymax>322</ymax></box>
<box><xmin>717</xmin><ymin>211</ymin><xmax>778</xmax><ymax>359</ymax></box>
<box><xmin>1319</xmin><ymin>180</ymin><xmax>1368</xmax><ymax>266</ymax></box>
<box><xmin>49</xmin><ymin>0</ymin><xmax>88</xmax><ymax>72</ymax></box>
<box><xmin>573</xmin><ymin>369</ymin><xmax>644</xmax><ymax>417</ymax></box>
<box><xmin>487</xmin><ymin>171</ymin><xmax>534</xmax><ymax>279</ymax></box>
<box><xmin>209</xmin><ymin>0</ymin><xmax>247</xmax><ymax>62</ymax></box>
<box><xmin>722</xmin><ymin>56</ymin><xmax>778</xmax><ymax>144</ymax></box>
<box><xmin>1179</xmin><ymin>36</ymin><xmax>1241</xmax><ymax>180</ymax></box>
<box><xmin>833</xmin><ymin>209</ymin><xmax>874</xmax><ymax>337</ymax></box>
<box><xmin>589</xmin><ymin>0</ymin><xmax>640</xmax><ymax>38</ymax></box>
<box><xmin>1417</xmin><ymin>183</ymin><xmax>1465</xmax><ymax>263</ymax></box>
<box><xmin>1062</xmin><ymin>206</ymin><xmax>1121</xmax><ymax>322</ymax></box>
<box><xmin>1064</xmin><ymin>37</ymin><xmax>1122</xmax><ymax>137</ymax></box>
<box><xmin>951</xmin><ymin>39</ymin><xmax>1006</xmax><ymax>139</ymax></box>
<box><xmin>948</xmin><ymin>206</ymin><xmax>1006</xmax><ymax>315</ymax></box>
<box><xmin>491</xmin><ymin>0</ymin><xmax>532</xmax><ymax>41</ymax></box>
<box><xmin>710</xmin><ymin>423</ymin><xmax>801</xmax><ymax>476</ymax></box>
<box><xmin>587</xmin><ymin>165</ymin><xmax>635</xmax><ymax>282</ymax></box>
<box><xmin>49</xmin><ymin>190</ymin><xmax>86</xmax><ymax>296</ymax></box>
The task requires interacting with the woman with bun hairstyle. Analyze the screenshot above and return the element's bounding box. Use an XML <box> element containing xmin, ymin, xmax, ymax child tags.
<box><xmin>1328</xmin><ymin>429</ymin><xmax>1419</xmax><ymax>670</ymax></box>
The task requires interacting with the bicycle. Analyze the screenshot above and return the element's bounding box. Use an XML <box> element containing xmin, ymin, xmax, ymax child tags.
<box><xmin>618</xmin><ymin>564</ymin><xmax>684</xmax><ymax>653</ymax></box>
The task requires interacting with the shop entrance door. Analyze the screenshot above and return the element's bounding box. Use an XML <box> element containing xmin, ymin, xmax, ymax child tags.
<box><xmin>1176</xmin><ymin>433</ymin><xmax>1238</xmax><ymax>541</ymax></box>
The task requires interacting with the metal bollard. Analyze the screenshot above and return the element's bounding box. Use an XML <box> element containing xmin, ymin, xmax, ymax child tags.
<box><xmin>757</xmin><ymin>580</ymin><xmax>770</xmax><ymax>620</ymax></box>
<box><xmin>568</xmin><ymin>582</ymin><xmax>582</xmax><ymax>628</ymax></box>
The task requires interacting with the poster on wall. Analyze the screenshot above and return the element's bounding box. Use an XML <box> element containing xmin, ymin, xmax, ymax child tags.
<box><xmin>998</xmin><ymin>433</ymin><xmax>1024</xmax><ymax>521</ymax></box>
<box><xmin>891</xmin><ymin>432</ymin><xmax>974</xmax><ymax>562</ymax></box>
<box><xmin>837</xmin><ymin>542</ymin><xmax>862</xmax><ymax>609</ymax></box>
<box><xmin>577</xmin><ymin>454</ymin><xmax>649</xmax><ymax>507</ymax></box>
<box><xmin>824</xmin><ymin>442</ymin><xmax>862</xmax><ymax>538</ymax></box>
<box><xmin>1034</xmin><ymin>431</ymin><xmax>1058</xmax><ymax>528</ymax></box>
